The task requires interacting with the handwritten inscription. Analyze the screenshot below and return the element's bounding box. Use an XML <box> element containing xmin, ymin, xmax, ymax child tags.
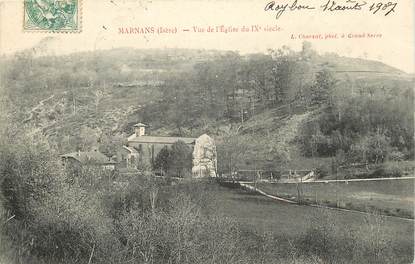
<box><xmin>321</xmin><ymin>0</ymin><xmax>367</xmax><ymax>12</ymax></box>
<box><xmin>264</xmin><ymin>0</ymin><xmax>315</xmax><ymax>19</ymax></box>
<box><xmin>264</xmin><ymin>0</ymin><xmax>397</xmax><ymax>19</ymax></box>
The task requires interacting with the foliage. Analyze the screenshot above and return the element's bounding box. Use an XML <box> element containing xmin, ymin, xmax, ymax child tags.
<box><xmin>0</xmin><ymin>137</ymin><xmax>412</xmax><ymax>263</ymax></box>
<box><xmin>3</xmin><ymin>44</ymin><xmax>413</xmax><ymax>172</ymax></box>
<box><xmin>348</xmin><ymin>132</ymin><xmax>392</xmax><ymax>164</ymax></box>
<box><xmin>1</xmin><ymin>43</ymin><xmax>414</xmax><ymax>264</ymax></box>
<box><xmin>371</xmin><ymin>164</ymin><xmax>403</xmax><ymax>178</ymax></box>
<box><xmin>388</xmin><ymin>150</ymin><xmax>405</xmax><ymax>162</ymax></box>
<box><xmin>295</xmin><ymin>209</ymin><xmax>396</xmax><ymax>264</ymax></box>
<box><xmin>169</xmin><ymin>141</ymin><xmax>192</xmax><ymax>177</ymax></box>
<box><xmin>98</xmin><ymin>133</ymin><xmax>126</xmax><ymax>158</ymax></box>
<box><xmin>309</xmin><ymin>68</ymin><xmax>337</xmax><ymax>107</ymax></box>
<box><xmin>153</xmin><ymin>141</ymin><xmax>192</xmax><ymax>177</ymax></box>
<box><xmin>0</xmin><ymin>132</ymin><xmax>59</xmax><ymax>220</ymax></box>
<box><xmin>299</xmin><ymin>87</ymin><xmax>413</xmax><ymax>165</ymax></box>
<box><xmin>216</xmin><ymin>129</ymin><xmax>250</xmax><ymax>175</ymax></box>
<box><xmin>314</xmin><ymin>164</ymin><xmax>330</xmax><ymax>179</ymax></box>
<box><xmin>153</xmin><ymin>146</ymin><xmax>171</xmax><ymax>175</ymax></box>
<box><xmin>118</xmin><ymin>193</ymin><xmax>245</xmax><ymax>264</ymax></box>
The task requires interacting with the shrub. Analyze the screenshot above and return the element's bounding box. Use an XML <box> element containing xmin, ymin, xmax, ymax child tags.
<box><xmin>4</xmin><ymin>181</ymin><xmax>122</xmax><ymax>263</ymax></box>
<box><xmin>348</xmin><ymin>133</ymin><xmax>392</xmax><ymax>164</ymax></box>
<box><xmin>388</xmin><ymin>150</ymin><xmax>405</xmax><ymax>162</ymax></box>
<box><xmin>1</xmin><ymin>132</ymin><xmax>411</xmax><ymax>264</ymax></box>
<box><xmin>153</xmin><ymin>141</ymin><xmax>192</xmax><ymax>178</ymax></box>
<box><xmin>371</xmin><ymin>165</ymin><xmax>403</xmax><ymax>178</ymax></box>
<box><xmin>294</xmin><ymin>209</ymin><xmax>406</xmax><ymax>264</ymax></box>
<box><xmin>0</xmin><ymin>202</ymin><xmax>15</xmax><ymax>264</ymax></box>
<box><xmin>314</xmin><ymin>164</ymin><xmax>329</xmax><ymax>179</ymax></box>
<box><xmin>118</xmin><ymin>192</ymin><xmax>248</xmax><ymax>264</ymax></box>
<box><xmin>153</xmin><ymin>146</ymin><xmax>171</xmax><ymax>175</ymax></box>
<box><xmin>0</xmin><ymin>133</ymin><xmax>122</xmax><ymax>263</ymax></box>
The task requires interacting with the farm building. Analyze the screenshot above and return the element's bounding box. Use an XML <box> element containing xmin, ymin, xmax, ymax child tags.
<box><xmin>118</xmin><ymin>145</ymin><xmax>140</xmax><ymax>169</ymax></box>
<box><xmin>61</xmin><ymin>150</ymin><xmax>117</xmax><ymax>170</ymax></box>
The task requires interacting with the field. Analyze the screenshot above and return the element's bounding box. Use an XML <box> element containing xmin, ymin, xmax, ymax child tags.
<box><xmin>196</xmin><ymin>182</ymin><xmax>413</xmax><ymax>263</ymax></box>
<box><xmin>209</xmin><ymin>183</ymin><xmax>412</xmax><ymax>235</ymax></box>
<box><xmin>185</xmin><ymin>182</ymin><xmax>414</xmax><ymax>258</ymax></box>
<box><xmin>162</xmin><ymin>180</ymin><xmax>414</xmax><ymax>264</ymax></box>
<box><xmin>255</xmin><ymin>179</ymin><xmax>415</xmax><ymax>218</ymax></box>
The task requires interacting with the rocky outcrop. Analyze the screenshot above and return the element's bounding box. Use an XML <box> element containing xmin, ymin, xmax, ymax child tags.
<box><xmin>192</xmin><ymin>134</ymin><xmax>217</xmax><ymax>178</ymax></box>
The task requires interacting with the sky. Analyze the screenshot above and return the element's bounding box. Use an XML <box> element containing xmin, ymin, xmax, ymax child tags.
<box><xmin>0</xmin><ymin>0</ymin><xmax>413</xmax><ymax>73</ymax></box>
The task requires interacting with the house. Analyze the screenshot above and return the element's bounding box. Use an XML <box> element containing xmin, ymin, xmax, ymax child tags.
<box><xmin>61</xmin><ymin>150</ymin><xmax>117</xmax><ymax>170</ymax></box>
<box><xmin>126</xmin><ymin>123</ymin><xmax>196</xmax><ymax>167</ymax></box>
<box><xmin>118</xmin><ymin>146</ymin><xmax>140</xmax><ymax>169</ymax></box>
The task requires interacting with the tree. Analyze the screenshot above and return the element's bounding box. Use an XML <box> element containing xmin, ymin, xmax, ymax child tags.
<box><xmin>271</xmin><ymin>47</ymin><xmax>297</xmax><ymax>103</ymax></box>
<box><xmin>300</xmin><ymin>41</ymin><xmax>318</xmax><ymax>61</ymax></box>
<box><xmin>310</xmin><ymin>69</ymin><xmax>338</xmax><ymax>107</ymax></box>
<box><xmin>98</xmin><ymin>133</ymin><xmax>125</xmax><ymax>158</ymax></box>
<box><xmin>78</xmin><ymin>126</ymin><xmax>99</xmax><ymax>151</ymax></box>
<box><xmin>270</xmin><ymin>45</ymin><xmax>315</xmax><ymax>105</ymax></box>
<box><xmin>153</xmin><ymin>141</ymin><xmax>192</xmax><ymax>177</ymax></box>
<box><xmin>153</xmin><ymin>146</ymin><xmax>171</xmax><ymax>175</ymax></box>
<box><xmin>169</xmin><ymin>141</ymin><xmax>192</xmax><ymax>178</ymax></box>
<box><xmin>217</xmin><ymin>130</ymin><xmax>249</xmax><ymax>176</ymax></box>
<box><xmin>0</xmin><ymin>131</ymin><xmax>60</xmax><ymax>220</ymax></box>
<box><xmin>348</xmin><ymin>132</ymin><xmax>392</xmax><ymax>164</ymax></box>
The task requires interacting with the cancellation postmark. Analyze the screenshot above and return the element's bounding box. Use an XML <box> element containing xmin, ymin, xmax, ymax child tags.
<box><xmin>24</xmin><ymin>0</ymin><xmax>81</xmax><ymax>32</ymax></box>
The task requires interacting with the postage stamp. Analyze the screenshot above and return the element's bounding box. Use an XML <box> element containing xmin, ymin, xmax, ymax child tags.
<box><xmin>24</xmin><ymin>0</ymin><xmax>81</xmax><ymax>32</ymax></box>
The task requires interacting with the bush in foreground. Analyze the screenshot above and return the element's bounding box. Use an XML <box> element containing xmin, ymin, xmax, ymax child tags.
<box><xmin>0</xmin><ymin>135</ymin><xmax>412</xmax><ymax>264</ymax></box>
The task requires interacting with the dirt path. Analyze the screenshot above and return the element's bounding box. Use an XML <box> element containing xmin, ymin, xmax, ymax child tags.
<box><xmin>23</xmin><ymin>94</ymin><xmax>55</xmax><ymax>123</ymax></box>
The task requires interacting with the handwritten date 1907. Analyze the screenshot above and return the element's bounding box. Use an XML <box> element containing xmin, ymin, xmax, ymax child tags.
<box><xmin>368</xmin><ymin>1</ymin><xmax>397</xmax><ymax>16</ymax></box>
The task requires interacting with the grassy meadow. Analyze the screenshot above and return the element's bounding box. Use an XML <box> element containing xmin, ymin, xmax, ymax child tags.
<box><xmin>255</xmin><ymin>179</ymin><xmax>415</xmax><ymax>218</ymax></box>
<box><xmin>180</xmin><ymin>181</ymin><xmax>415</xmax><ymax>263</ymax></box>
<box><xmin>211</xmin><ymin>182</ymin><xmax>413</xmax><ymax>239</ymax></box>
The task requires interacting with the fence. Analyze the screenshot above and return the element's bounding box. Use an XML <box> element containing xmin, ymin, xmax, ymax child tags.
<box><xmin>219</xmin><ymin>169</ymin><xmax>314</xmax><ymax>182</ymax></box>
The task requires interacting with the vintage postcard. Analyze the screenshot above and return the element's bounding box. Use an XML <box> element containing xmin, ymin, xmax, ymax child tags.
<box><xmin>0</xmin><ymin>0</ymin><xmax>413</xmax><ymax>263</ymax></box>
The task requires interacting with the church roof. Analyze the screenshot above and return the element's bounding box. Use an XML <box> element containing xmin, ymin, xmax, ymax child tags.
<box><xmin>128</xmin><ymin>135</ymin><xmax>196</xmax><ymax>145</ymax></box>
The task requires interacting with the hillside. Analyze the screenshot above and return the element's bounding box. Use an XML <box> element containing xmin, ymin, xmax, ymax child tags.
<box><xmin>1</xmin><ymin>46</ymin><xmax>413</xmax><ymax>175</ymax></box>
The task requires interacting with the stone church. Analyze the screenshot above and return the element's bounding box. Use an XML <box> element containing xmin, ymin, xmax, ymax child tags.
<box><xmin>122</xmin><ymin>123</ymin><xmax>217</xmax><ymax>178</ymax></box>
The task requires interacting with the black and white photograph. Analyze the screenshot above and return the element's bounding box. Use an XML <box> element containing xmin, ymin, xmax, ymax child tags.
<box><xmin>0</xmin><ymin>0</ymin><xmax>414</xmax><ymax>263</ymax></box>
